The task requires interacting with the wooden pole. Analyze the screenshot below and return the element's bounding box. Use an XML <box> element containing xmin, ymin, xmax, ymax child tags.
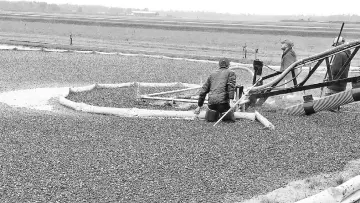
<box><xmin>213</xmin><ymin>81</ymin><xmax>263</xmax><ymax>126</ymax></box>
<box><xmin>140</xmin><ymin>95</ymin><xmax>207</xmax><ymax>104</ymax></box>
<box><xmin>145</xmin><ymin>86</ymin><xmax>200</xmax><ymax>97</ymax></box>
<box><xmin>213</xmin><ymin>99</ymin><xmax>250</xmax><ymax>126</ymax></box>
<box><xmin>255</xmin><ymin>111</ymin><xmax>275</xmax><ymax>130</ymax></box>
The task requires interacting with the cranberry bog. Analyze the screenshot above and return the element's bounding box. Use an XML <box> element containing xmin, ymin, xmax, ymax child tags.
<box><xmin>0</xmin><ymin>48</ymin><xmax>360</xmax><ymax>202</ymax></box>
<box><xmin>1</xmin><ymin>15</ymin><xmax>360</xmax><ymax>202</ymax></box>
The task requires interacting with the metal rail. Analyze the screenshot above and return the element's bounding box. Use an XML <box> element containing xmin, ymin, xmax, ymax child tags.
<box><xmin>249</xmin><ymin>40</ymin><xmax>360</xmax><ymax>93</ymax></box>
<box><xmin>251</xmin><ymin>76</ymin><xmax>360</xmax><ymax>98</ymax></box>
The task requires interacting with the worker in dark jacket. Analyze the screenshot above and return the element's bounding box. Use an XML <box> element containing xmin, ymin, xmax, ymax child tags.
<box><xmin>325</xmin><ymin>36</ymin><xmax>351</xmax><ymax>111</ymax></box>
<box><xmin>194</xmin><ymin>58</ymin><xmax>236</xmax><ymax>121</ymax></box>
<box><xmin>280</xmin><ymin>39</ymin><xmax>297</xmax><ymax>87</ymax></box>
<box><xmin>326</xmin><ymin>36</ymin><xmax>351</xmax><ymax>94</ymax></box>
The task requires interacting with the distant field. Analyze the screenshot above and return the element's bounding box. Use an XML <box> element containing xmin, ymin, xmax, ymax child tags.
<box><xmin>2</xmin><ymin>12</ymin><xmax>360</xmax><ymax>35</ymax></box>
<box><xmin>0</xmin><ymin>15</ymin><xmax>360</xmax><ymax>66</ymax></box>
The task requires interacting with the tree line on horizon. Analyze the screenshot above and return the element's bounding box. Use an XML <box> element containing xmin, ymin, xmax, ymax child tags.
<box><xmin>0</xmin><ymin>0</ymin><xmax>359</xmax><ymax>22</ymax></box>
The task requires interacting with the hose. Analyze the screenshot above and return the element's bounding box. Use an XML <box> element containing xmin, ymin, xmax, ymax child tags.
<box><xmin>282</xmin><ymin>88</ymin><xmax>360</xmax><ymax>115</ymax></box>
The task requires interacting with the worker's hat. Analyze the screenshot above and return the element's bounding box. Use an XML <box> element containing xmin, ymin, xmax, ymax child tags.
<box><xmin>219</xmin><ymin>58</ymin><xmax>230</xmax><ymax>68</ymax></box>
<box><xmin>332</xmin><ymin>36</ymin><xmax>345</xmax><ymax>46</ymax></box>
<box><xmin>281</xmin><ymin>39</ymin><xmax>294</xmax><ymax>47</ymax></box>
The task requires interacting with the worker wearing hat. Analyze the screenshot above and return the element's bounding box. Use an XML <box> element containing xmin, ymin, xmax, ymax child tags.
<box><xmin>332</xmin><ymin>36</ymin><xmax>346</xmax><ymax>46</ymax></box>
<box><xmin>280</xmin><ymin>39</ymin><xmax>298</xmax><ymax>88</ymax></box>
<box><xmin>194</xmin><ymin>58</ymin><xmax>236</xmax><ymax>122</ymax></box>
<box><xmin>325</xmin><ymin>36</ymin><xmax>351</xmax><ymax>111</ymax></box>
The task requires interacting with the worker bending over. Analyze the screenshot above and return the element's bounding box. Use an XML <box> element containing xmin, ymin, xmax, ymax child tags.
<box><xmin>194</xmin><ymin>58</ymin><xmax>236</xmax><ymax>122</ymax></box>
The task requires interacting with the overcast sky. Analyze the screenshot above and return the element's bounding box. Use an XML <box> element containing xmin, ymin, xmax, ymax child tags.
<box><xmin>7</xmin><ymin>0</ymin><xmax>360</xmax><ymax>16</ymax></box>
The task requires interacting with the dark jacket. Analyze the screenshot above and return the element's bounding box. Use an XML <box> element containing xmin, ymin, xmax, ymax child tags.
<box><xmin>280</xmin><ymin>48</ymin><xmax>297</xmax><ymax>72</ymax></box>
<box><xmin>198</xmin><ymin>67</ymin><xmax>236</xmax><ymax>107</ymax></box>
<box><xmin>328</xmin><ymin>50</ymin><xmax>351</xmax><ymax>91</ymax></box>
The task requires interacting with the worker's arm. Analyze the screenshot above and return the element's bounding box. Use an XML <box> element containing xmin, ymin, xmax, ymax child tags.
<box><xmin>194</xmin><ymin>76</ymin><xmax>211</xmax><ymax>114</ymax></box>
<box><xmin>227</xmin><ymin>71</ymin><xmax>236</xmax><ymax>100</ymax></box>
<box><xmin>198</xmin><ymin>76</ymin><xmax>211</xmax><ymax>107</ymax></box>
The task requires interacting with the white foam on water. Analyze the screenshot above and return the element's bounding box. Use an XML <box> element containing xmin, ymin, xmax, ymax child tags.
<box><xmin>94</xmin><ymin>51</ymin><xmax>117</xmax><ymax>55</ymax></box>
<box><xmin>0</xmin><ymin>44</ymin><xmax>17</xmax><ymax>50</ymax></box>
<box><xmin>0</xmin><ymin>87</ymin><xmax>69</xmax><ymax>111</ymax></box>
<box><xmin>0</xmin><ymin>44</ymin><xmax>41</xmax><ymax>51</ymax></box>
<box><xmin>118</xmin><ymin>53</ymin><xmax>137</xmax><ymax>56</ymax></box>
<box><xmin>73</xmin><ymin>50</ymin><xmax>94</xmax><ymax>54</ymax></box>
<box><xmin>43</xmin><ymin>48</ymin><xmax>68</xmax><ymax>52</ymax></box>
<box><xmin>264</xmin><ymin>92</ymin><xmax>307</xmax><ymax>109</ymax></box>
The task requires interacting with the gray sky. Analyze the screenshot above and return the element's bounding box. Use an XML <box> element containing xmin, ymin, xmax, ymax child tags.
<box><xmin>6</xmin><ymin>0</ymin><xmax>360</xmax><ymax>15</ymax></box>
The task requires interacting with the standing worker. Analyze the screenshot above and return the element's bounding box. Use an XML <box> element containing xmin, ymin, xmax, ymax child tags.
<box><xmin>325</xmin><ymin>36</ymin><xmax>351</xmax><ymax>111</ymax></box>
<box><xmin>194</xmin><ymin>58</ymin><xmax>236</xmax><ymax>122</ymax></box>
<box><xmin>280</xmin><ymin>39</ymin><xmax>297</xmax><ymax>87</ymax></box>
